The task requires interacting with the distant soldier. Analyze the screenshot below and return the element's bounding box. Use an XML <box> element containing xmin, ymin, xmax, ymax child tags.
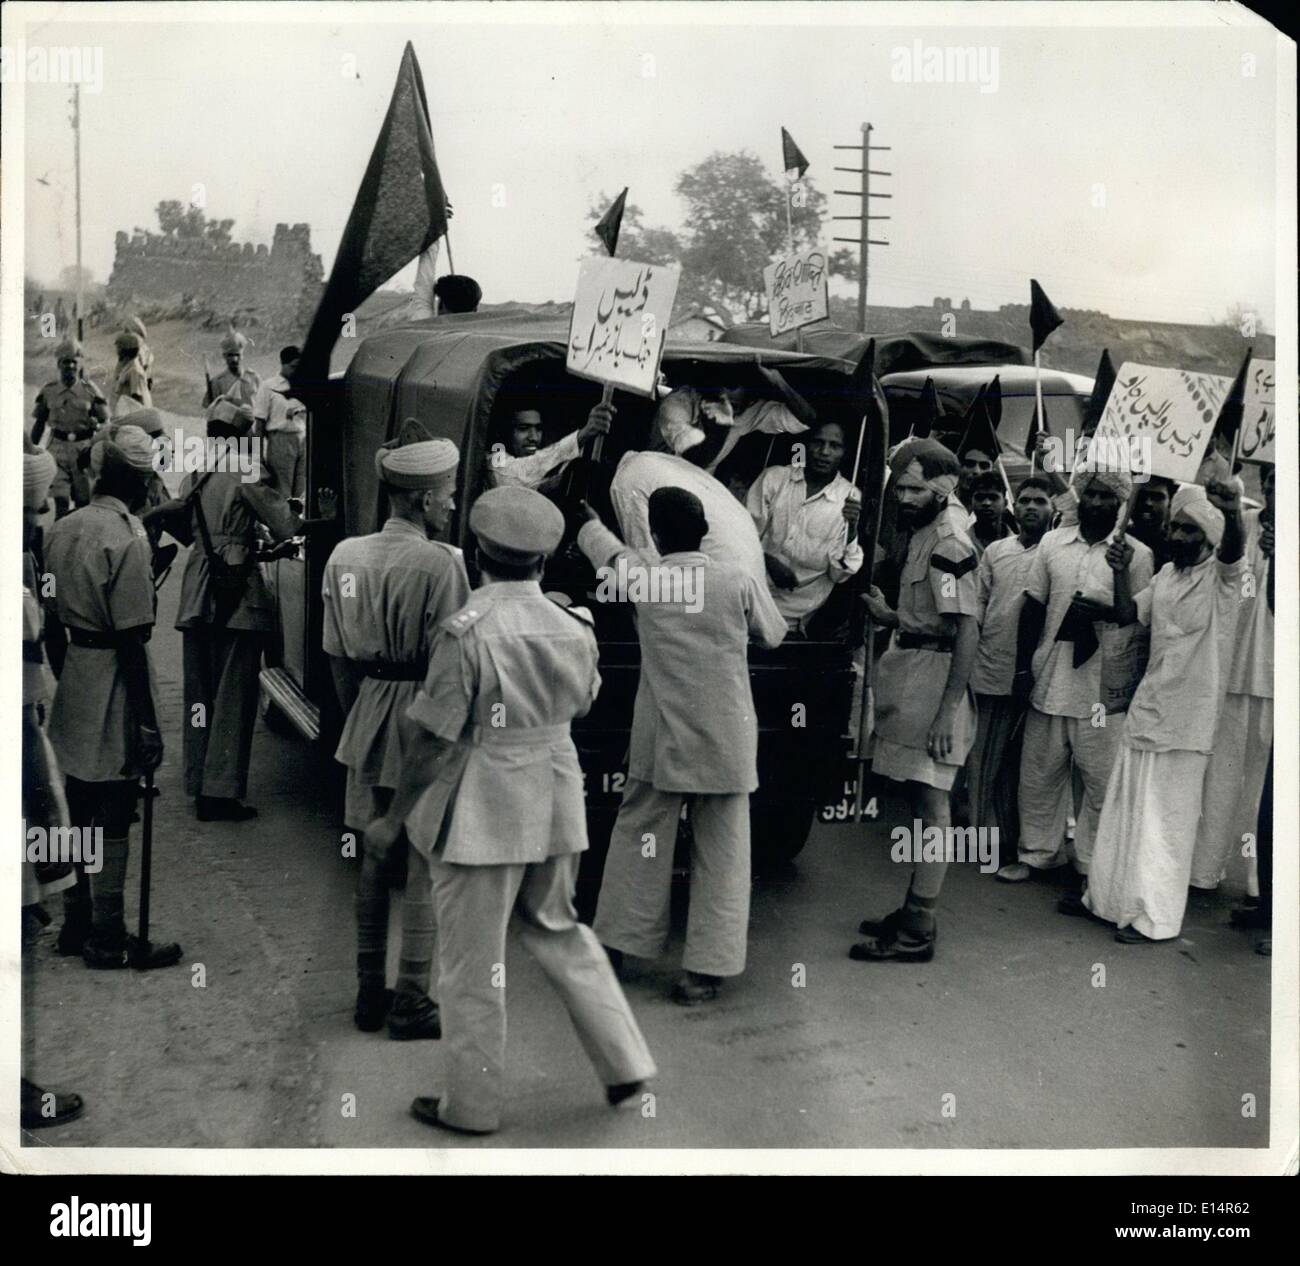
<box><xmin>44</xmin><ymin>426</ymin><xmax>183</xmax><ymax>970</ymax></box>
<box><xmin>123</xmin><ymin>316</ymin><xmax>155</xmax><ymax>388</ymax></box>
<box><xmin>110</xmin><ymin>329</ymin><xmax>152</xmax><ymax>416</ymax></box>
<box><xmin>30</xmin><ymin>338</ymin><xmax>109</xmax><ymax>516</ymax></box>
<box><xmin>368</xmin><ymin>486</ymin><xmax>657</xmax><ymax>1135</ymax></box>
<box><xmin>322</xmin><ymin>422</ymin><xmax>469</xmax><ymax>1040</ymax></box>
<box><xmin>252</xmin><ymin>345</ymin><xmax>308</xmax><ymax>504</ymax></box>
<box><xmin>204</xmin><ymin>330</ymin><xmax>261</xmax><ymax>409</ymax></box>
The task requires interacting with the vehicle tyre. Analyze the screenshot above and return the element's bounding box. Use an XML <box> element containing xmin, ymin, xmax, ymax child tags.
<box><xmin>750</xmin><ymin>798</ymin><xmax>817</xmax><ymax>871</ymax></box>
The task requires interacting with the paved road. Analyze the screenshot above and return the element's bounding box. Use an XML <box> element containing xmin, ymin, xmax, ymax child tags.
<box><xmin>22</xmin><ymin>445</ymin><xmax>1270</xmax><ymax>1153</ymax></box>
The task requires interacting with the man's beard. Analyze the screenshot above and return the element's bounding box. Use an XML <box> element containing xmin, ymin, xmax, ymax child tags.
<box><xmin>1078</xmin><ymin>501</ymin><xmax>1118</xmax><ymax>537</ymax></box>
<box><xmin>1169</xmin><ymin>539</ymin><xmax>1207</xmax><ymax>570</ymax></box>
<box><xmin>899</xmin><ymin>498</ymin><xmax>942</xmax><ymax>529</ymax></box>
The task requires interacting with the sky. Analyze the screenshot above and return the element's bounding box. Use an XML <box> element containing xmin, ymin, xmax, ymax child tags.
<box><xmin>10</xmin><ymin>1</ymin><xmax>1287</xmax><ymax>328</ymax></box>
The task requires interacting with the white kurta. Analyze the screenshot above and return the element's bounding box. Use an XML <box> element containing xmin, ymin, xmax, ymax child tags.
<box><xmin>1085</xmin><ymin>554</ymin><xmax>1246</xmax><ymax>939</ymax></box>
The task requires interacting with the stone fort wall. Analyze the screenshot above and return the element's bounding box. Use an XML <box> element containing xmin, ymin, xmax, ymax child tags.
<box><xmin>107</xmin><ymin>222</ymin><xmax>325</xmax><ymax>333</ymax></box>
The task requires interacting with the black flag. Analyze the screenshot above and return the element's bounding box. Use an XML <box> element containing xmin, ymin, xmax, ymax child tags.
<box><xmin>594</xmin><ymin>188</ymin><xmax>627</xmax><ymax>257</ymax></box>
<box><xmin>1211</xmin><ymin>349</ymin><xmax>1253</xmax><ymax>462</ymax></box>
<box><xmin>1029</xmin><ymin>278</ymin><xmax>1064</xmax><ymax>354</ymax></box>
<box><xmin>1080</xmin><ymin>348</ymin><xmax>1117</xmax><ymax>437</ymax></box>
<box><xmin>297</xmin><ymin>43</ymin><xmax>449</xmax><ymax>385</ymax></box>
<box><xmin>781</xmin><ymin>127</ymin><xmax>809</xmax><ymax>179</ymax></box>
<box><xmin>913</xmin><ymin>376</ymin><xmax>941</xmax><ymax>439</ymax></box>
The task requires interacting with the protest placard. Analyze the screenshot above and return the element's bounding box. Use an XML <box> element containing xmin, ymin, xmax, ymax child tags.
<box><xmin>1238</xmin><ymin>358</ymin><xmax>1275</xmax><ymax>465</ymax></box>
<box><xmin>1092</xmin><ymin>362</ymin><xmax>1232</xmax><ymax>483</ymax></box>
<box><xmin>566</xmin><ymin>256</ymin><xmax>680</xmax><ymax>397</ymax></box>
<box><xmin>763</xmin><ymin>247</ymin><xmax>829</xmax><ymax>337</ymax></box>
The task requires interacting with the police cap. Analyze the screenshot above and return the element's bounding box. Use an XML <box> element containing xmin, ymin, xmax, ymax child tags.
<box><xmin>469</xmin><ymin>486</ymin><xmax>565</xmax><ymax>566</ymax></box>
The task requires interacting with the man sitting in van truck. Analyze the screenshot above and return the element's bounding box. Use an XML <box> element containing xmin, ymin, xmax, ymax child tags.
<box><xmin>746</xmin><ymin>418</ymin><xmax>863</xmax><ymax>634</ymax></box>
<box><xmin>489</xmin><ymin>399</ymin><xmax>613</xmax><ymax>493</ymax></box>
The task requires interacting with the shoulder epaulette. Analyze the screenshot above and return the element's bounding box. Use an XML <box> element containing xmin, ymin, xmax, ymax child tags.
<box><xmin>547</xmin><ymin>595</ymin><xmax>595</xmax><ymax>627</ymax></box>
<box><xmin>442</xmin><ymin>597</ymin><xmax>493</xmax><ymax>637</ymax></box>
<box><xmin>931</xmin><ymin>552</ymin><xmax>978</xmax><ymax>579</ymax></box>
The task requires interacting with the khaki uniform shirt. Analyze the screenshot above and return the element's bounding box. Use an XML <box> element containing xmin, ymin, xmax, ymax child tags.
<box><xmin>204</xmin><ymin>368</ymin><xmax>262</xmax><ymax>409</ymax></box>
<box><xmin>322</xmin><ymin>519</ymin><xmax>470</xmax><ymax>790</ymax></box>
<box><xmin>578</xmin><ymin>519</ymin><xmax>785</xmax><ymax>794</ymax></box>
<box><xmin>33</xmin><ymin>378</ymin><xmax>109</xmax><ymax>501</ymax></box>
<box><xmin>873</xmin><ymin>504</ymin><xmax>979</xmax><ymax>755</ymax></box>
<box><xmin>172</xmin><ymin>471</ymin><xmax>301</xmax><ymax>632</ymax></box>
<box><xmin>404</xmin><ymin>581</ymin><xmax>601</xmax><ymax>865</ymax></box>
<box><xmin>44</xmin><ymin>496</ymin><xmax>159</xmax><ymax>783</ymax></box>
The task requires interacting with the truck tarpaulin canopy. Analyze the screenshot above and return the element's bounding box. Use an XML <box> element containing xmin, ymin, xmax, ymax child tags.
<box><xmin>720</xmin><ymin>324</ymin><xmax>1030</xmax><ymax>375</ymax></box>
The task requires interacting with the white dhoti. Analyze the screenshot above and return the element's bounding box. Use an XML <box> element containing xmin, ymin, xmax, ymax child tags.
<box><xmin>430</xmin><ymin>852</ymin><xmax>657</xmax><ymax>1134</ymax></box>
<box><xmin>1189</xmin><ymin>694</ymin><xmax>1273</xmax><ymax>890</ymax></box>
<box><xmin>1083</xmin><ymin>743</ymin><xmax>1209</xmax><ymax>940</ymax></box>
<box><xmin>594</xmin><ymin>776</ymin><xmax>751</xmax><ymax>977</ymax></box>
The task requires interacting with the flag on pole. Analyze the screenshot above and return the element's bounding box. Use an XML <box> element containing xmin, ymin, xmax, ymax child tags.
<box><xmin>297</xmin><ymin>42</ymin><xmax>449</xmax><ymax>384</ymax></box>
<box><xmin>956</xmin><ymin>378</ymin><xmax>1004</xmax><ymax>463</ymax></box>
<box><xmin>594</xmin><ymin>187</ymin><xmax>628</xmax><ymax>257</ymax></box>
<box><xmin>912</xmin><ymin>376</ymin><xmax>941</xmax><ymax>439</ymax></box>
<box><xmin>781</xmin><ymin>127</ymin><xmax>809</xmax><ymax>180</ymax></box>
<box><xmin>1080</xmin><ymin>348</ymin><xmax>1117</xmax><ymax>437</ymax></box>
<box><xmin>1024</xmin><ymin>395</ymin><xmax>1051</xmax><ymax>459</ymax></box>
<box><xmin>1029</xmin><ymin>279</ymin><xmax>1064</xmax><ymax>353</ymax></box>
<box><xmin>1208</xmin><ymin>348</ymin><xmax>1253</xmax><ymax>470</ymax></box>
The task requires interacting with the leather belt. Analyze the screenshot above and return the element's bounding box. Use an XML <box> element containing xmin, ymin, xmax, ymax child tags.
<box><xmin>896</xmin><ymin>632</ymin><xmax>955</xmax><ymax>653</ymax></box>
<box><xmin>51</xmin><ymin>428</ymin><xmax>94</xmax><ymax>443</ymax></box>
<box><xmin>358</xmin><ymin>660</ymin><xmax>425</xmax><ymax>681</ymax></box>
<box><xmin>68</xmin><ymin>627</ymin><xmax>131</xmax><ymax>650</ymax></box>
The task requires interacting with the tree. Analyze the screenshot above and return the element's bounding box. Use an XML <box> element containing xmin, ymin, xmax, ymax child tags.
<box><xmin>1219</xmin><ymin>302</ymin><xmax>1266</xmax><ymax>338</ymax></box>
<box><xmin>155</xmin><ymin>200</ymin><xmax>235</xmax><ymax>241</ymax></box>
<box><xmin>57</xmin><ymin>264</ymin><xmax>96</xmax><ymax>292</ymax></box>
<box><xmin>589</xmin><ymin>151</ymin><xmax>854</xmax><ymax>323</ymax></box>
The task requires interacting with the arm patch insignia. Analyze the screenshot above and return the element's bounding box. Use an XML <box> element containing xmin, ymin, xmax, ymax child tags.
<box><xmin>931</xmin><ymin>552</ymin><xmax>977</xmax><ymax>579</ymax></box>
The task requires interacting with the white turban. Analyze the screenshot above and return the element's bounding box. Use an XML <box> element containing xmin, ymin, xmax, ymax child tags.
<box><xmin>24</xmin><ymin>447</ymin><xmax>58</xmax><ymax>509</ymax></box>
<box><xmin>901</xmin><ymin>459</ymin><xmax>959</xmax><ymax>499</ymax></box>
<box><xmin>1170</xmin><ymin>484</ymin><xmax>1225</xmax><ymax>548</ymax></box>
<box><xmin>91</xmin><ymin>424</ymin><xmax>157</xmax><ymax>478</ymax></box>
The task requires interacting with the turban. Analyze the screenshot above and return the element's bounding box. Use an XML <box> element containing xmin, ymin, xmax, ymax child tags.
<box><xmin>24</xmin><ymin>446</ymin><xmax>58</xmax><ymax>510</ymax></box>
<box><xmin>114</xmin><ymin>330</ymin><xmax>141</xmax><ymax>355</ymax></box>
<box><xmin>117</xmin><ymin>407</ymin><xmax>164</xmax><ymax>437</ymax></box>
<box><xmin>91</xmin><ymin>425</ymin><xmax>157</xmax><ymax>479</ymax></box>
<box><xmin>891</xmin><ymin>437</ymin><xmax>961</xmax><ymax>499</ymax></box>
<box><xmin>1171</xmin><ymin>484</ymin><xmax>1225</xmax><ymax>548</ymax></box>
<box><xmin>220</xmin><ymin>329</ymin><xmax>248</xmax><ymax>353</ymax></box>
<box><xmin>1070</xmin><ymin>462</ymin><xmax>1132</xmax><ymax>503</ymax></box>
<box><xmin>375</xmin><ymin>418</ymin><xmax>459</xmax><ymax>490</ymax></box>
<box><xmin>54</xmin><ymin>338</ymin><xmax>82</xmax><ymax>361</ymax></box>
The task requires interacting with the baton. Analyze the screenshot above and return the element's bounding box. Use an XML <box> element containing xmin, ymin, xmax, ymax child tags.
<box><xmin>137</xmin><ymin>769</ymin><xmax>154</xmax><ymax>950</ymax></box>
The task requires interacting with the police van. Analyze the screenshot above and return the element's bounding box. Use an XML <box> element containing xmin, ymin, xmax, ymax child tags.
<box><xmin>258</xmin><ymin>310</ymin><xmax>888</xmax><ymax>891</ymax></box>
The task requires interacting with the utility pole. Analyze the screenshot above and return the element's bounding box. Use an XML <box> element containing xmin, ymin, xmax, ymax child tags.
<box><xmin>832</xmin><ymin>121</ymin><xmax>891</xmax><ymax>333</ymax></box>
<box><xmin>72</xmin><ymin>84</ymin><xmax>84</xmax><ymax>342</ymax></box>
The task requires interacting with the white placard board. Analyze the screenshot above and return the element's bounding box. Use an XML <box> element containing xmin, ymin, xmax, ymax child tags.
<box><xmin>566</xmin><ymin>257</ymin><xmax>680</xmax><ymax>398</ymax></box>
<box><xmin>1092</xmin><ymin>362</ymin><xmax>1231</xmax><ymax>483</ymax></box>
<box><xmin>1239</xmin><ymin>358</ymin><xmax>1275</xmax><ymax>465</ymax></box>
<box><xmin>763</xmin><ymin>247</ymin><xmax>829</xmax><ymax>337</ymax></box>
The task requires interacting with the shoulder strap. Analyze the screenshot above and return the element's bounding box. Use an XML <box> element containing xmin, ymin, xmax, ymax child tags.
<box><xmin>187</xmin><ymin>473</ymin><xmax>224</xmax><ymax>567</ymax></box>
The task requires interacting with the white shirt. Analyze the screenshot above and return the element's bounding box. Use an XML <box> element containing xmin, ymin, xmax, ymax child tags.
<box><xmin>489</xmin><ymin>430</ymin><xmax>580</xmax><ymax>489</ymax></box>
<box><xmin>1225</xmin><ymin>509</ymin><xmax>1272</xmax><ymax>699</ymax></box>
<box><xmin>1024</xmin><ymin>524</ymin><xmax>1155</xmax><ymax>718</ymax></box>
<box><xmin>254</xmin><ymin>373</ymin><xmax>306</xmax><ymax>435</ymax></box>
<box><xmin>973</xmin><ymin>534</ymin><xmax>1039</xmax><ymax>696</ymax></box>
<box><xmin>746</xmin><ymin>465</ymin><xmax>863</xmax><ymax>625</ymax></box>
<box><xmin>1127</xmin><ymin>554</ymin><xmax>1246</xmax><ymax>753</ymax></box>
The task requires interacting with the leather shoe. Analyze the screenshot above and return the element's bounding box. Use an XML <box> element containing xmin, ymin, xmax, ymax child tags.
<box><xmin>127</xmin><ymin>936</ymin><xmax>184</xmax><ymax>970</ymax></box>
<box><xmin>21</xmin><ymin>1079</ymin><xmax>85</xmax><ymax>1130</ymax></box>
<box><xmin>196</xmin><ymin>796</ymin><xmax>258</xmax><ymax>822</ymax></box>
<box><xmin>670</xmin><ymin>971</ymin><xmax>720</xmax><ymax>1006</ymax></box>
<box><xmin>607</xmin><ymin>1081</ymin><xmax>644</xmax><ymax>1107</ymax></box>
<box><xmin>388</xmin><ymin>993</ymin><xmax>441</xmax><ymax>1041</ymax></box>
<box><xmin>409</xmin><ymin>1096</ymin><xmax>494</xmax><ymax>1136</ymax></box>
<box><xmin>354</xmin><ymin>985</ymin><xmax>393</xmax><ymax>1032</ymax></box>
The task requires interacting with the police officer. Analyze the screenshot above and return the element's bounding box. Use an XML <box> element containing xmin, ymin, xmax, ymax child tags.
<box><xmin>368</xmin><ymin>486</ymin><xmax>657</xmax><ymax>1135</ymax></box>
<box><xmin>44</xmin><ymin>427</ymin><xmax>183</xmax><ymax>970</ymax></box>
<box><xmin>148</xmin><ymin>399</ymin><xmax>335</xmax><ymax>821</ymax></box>
<box><xmin>322</xmin><ymin>421</ymin><xmax>470</xmax><ymax>1039</ymax></box>
<box><xmin>30</xmin><ymin>338</ymin><xmax>109</xmax><ymax>517</ymax></box>
<box><xmin>204</xmin><ymin>330</ymin><xmax>261</xmax><ymax>409</ymax></box>
<box><xmin>852</xmin><ymin>437</ymin><xmax>980</xmax><ymax>962</ymax></box>
<box><xmin>110</xmin><ymin>329</ymin><xmax>152</xmax><ymax>417</ymax></box>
